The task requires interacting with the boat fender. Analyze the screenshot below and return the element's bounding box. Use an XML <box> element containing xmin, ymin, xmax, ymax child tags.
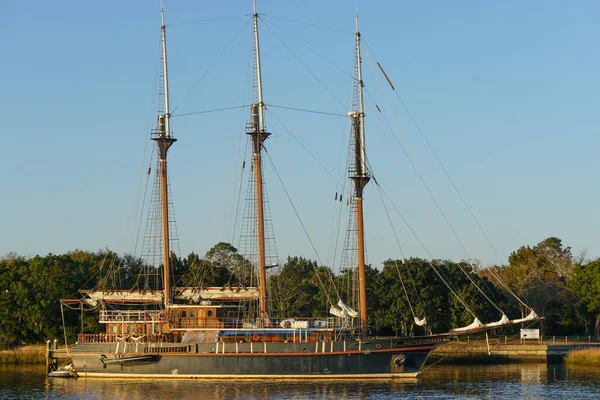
<box><xmin>253</xmin><ymin>333</ymin><xmax>260</xmax><ymax>342</ymax></box>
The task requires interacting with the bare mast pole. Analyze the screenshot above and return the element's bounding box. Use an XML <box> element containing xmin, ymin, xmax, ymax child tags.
<box><xmin>248</xmin><ymin>0</ymin><xmax>271</xmax><ymax>326</ymax></box>
<box><xmin>154</xmin><ymin>7</ymin><xmax>177</xmax><ymax>310</ymax></box>
<box><xmin>350</xmin><ymin>14</ymin><xmax>370</xmax><ymax>339</ymax></box>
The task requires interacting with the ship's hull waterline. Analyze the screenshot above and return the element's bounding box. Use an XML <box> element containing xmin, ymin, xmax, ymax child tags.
<box><xmin>69</xmin><ymin>339</ymin><xmax>439</xmax><ymax>379</ymax></box>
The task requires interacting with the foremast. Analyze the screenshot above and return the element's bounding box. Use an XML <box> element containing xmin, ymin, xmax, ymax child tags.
<box><xmin>153</xmin><ymin>8</ymin><xmax>176</xmax><ymax>310</ymax></box>
<box><xmin>349</xmin><ymin>15</ymin><xmax>370</xmax><ymax>339</ymax></box>
<box><xmin>247</xmin><ymin>0</ymin><xmax>271</xmax><ymax>326</ymax></box>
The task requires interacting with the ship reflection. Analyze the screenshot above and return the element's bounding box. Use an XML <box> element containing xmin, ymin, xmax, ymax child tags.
<box><xmin>46</xmin><ymin>377</ymin><xmax>414</xmax><ymax>400</ymax></box>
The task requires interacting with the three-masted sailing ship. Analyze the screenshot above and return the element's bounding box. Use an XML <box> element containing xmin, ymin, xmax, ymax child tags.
<box><xmin>55</xmin><ymin>3</ymin><xmax>537</xmax><ymax>379</ymax></box>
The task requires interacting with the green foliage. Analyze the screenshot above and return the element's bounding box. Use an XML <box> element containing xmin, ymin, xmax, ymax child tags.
<box><xmin>487</xmin><ymin>237</ymin><xmax>579</xmax><ymax>335</ymax></box>
<box><xmin>0</xmin><ymin>250</ymin><xmax>109</xmax><ymax>349</ymax></box>
<box><xmin>180</xmin><ymin>243</ymin><xmax>251</xmax><ymax>288</ymax></box>
<box><xmin>269</xmin><ymin>256</ymin><xmax>320</xmax><ymax>318</ymax></box>
<box><xmin>570</xmin><ymin>259</ymin><xmax>600</xmax><ymax>336</ymax></box>
<box><xmin>2</xmin><ymin>236</ymin><xmax>598</xmax><ymax>348</ymax></box>
<box><xmin>373</xmin><ymin>258</ymin><xmax>507</xmax><ymax>336</ymax></box>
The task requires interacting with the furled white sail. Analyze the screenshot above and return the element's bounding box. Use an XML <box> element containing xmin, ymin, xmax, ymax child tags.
<box><xmin>337</xmin><ymin>299</ymin><xmax>358</xmax><ymax>318</ymax></box>
<box><xmin>451</xmin><ymin>317</ymin><xmax>483</xmax><ymax>332</ymax></box>
<box><xmin>510</xmin><ymin>309</ymin><xmax>538</xmax><ymax>324</ymax></box>
<box><xmin>175</xmin><ymin>287</ymin><xmax>259</xmax><ymax>301</ymax></box>
<box><xmin>81</xmin><ymin>290</ymin><xmax>163</xmax><ymax>304</ymax></box>
<box><xmin>329</xmin><ymin>306</ymin><xmax>347</xmax><ymax>318</ymax></box>
<box><xmin>484</xmin><ymin>313</ymin><xmax>510</xmax><ymax>328</ymax></box>
<box><xmin>414</xmin><ymin>316</ymin><xmax>427</xmax><ymax>326</ymax></box>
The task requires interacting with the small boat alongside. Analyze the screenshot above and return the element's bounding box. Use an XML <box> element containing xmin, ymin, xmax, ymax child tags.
<box><xmin>48</xmin><ymin>364</ymin><xmax>78</xmax><ymax>378</ymax></box>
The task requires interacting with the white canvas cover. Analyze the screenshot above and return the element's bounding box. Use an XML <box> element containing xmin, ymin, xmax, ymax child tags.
<box><xmin>279</xmin><ymin>319</ymin><xmax>295</xmax><ymax>328</ymax></box>
<box><xmin>82</xmin><ymin>290</ymin><xmax>163</xmax><ymax>304</ymax></box>
<box><xmin>510</xmin><ymin>309</ymin><xmax>538</xmax><ymax>324</ymax></box>
<box><xmin>292</xmin><ymin>320</ymin><xmax>309</xmax><ymax>329</ymax></box>
<box><xmin>329</xmin><ymin>306</ymin><xmax>346</xmax><ymax>318</ymax></box>
<box><xmin>484</xmin><ymin>313</ymin><xmax>510</xmax><ymax>328</ymax></box>
<box><xmin>337</xmin><ymin>299</ymin><xmax>358</xmax><ymax>318</ymax></box>
<box><xmin>451</xmin><ymin>317</ymin><xmax>483</xmax><ymax>332</ymax></box>
<box><xmin>175</xmin><ymin>287</ymin><xmax>259</xmax><ymax>301</ymax></box>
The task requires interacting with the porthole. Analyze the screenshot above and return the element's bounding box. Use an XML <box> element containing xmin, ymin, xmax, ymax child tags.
<box><xmin>181</xmin><ymin>311</ymin><xmax>187</xmax><ymax>318</ymax></box>
<box><xmin>376</xmin><ymin>344</ymin><xmax>382</xmax><ymax>349</ymax></box>
<box><xmin>302</xmin><ymin>347</ymin><xmax>307</xmax><ymax>352</ymax></box>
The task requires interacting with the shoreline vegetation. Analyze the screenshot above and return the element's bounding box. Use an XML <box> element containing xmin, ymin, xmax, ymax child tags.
<box><xmin>2</xmin><ymin>237</ymin><xmax>600</xmax><ymax>352</ymax></box>
<box><xmin>0</xmin><ymin>345</ymin><xmax>45</xmax><ymax>364</ymax></box>
<box><xmin>565</xmin><ymin>349</ymin><xmax>600</xmax><ymax>366</ymax></box>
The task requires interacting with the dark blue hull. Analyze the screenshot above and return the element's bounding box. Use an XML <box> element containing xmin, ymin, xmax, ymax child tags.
<box><xmin>69</xmin><ymin>337</ymin><xmax>444</xmax><ymax>379</ymax></box>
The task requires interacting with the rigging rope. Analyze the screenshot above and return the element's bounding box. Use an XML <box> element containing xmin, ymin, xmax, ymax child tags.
<box><xmin>363</xmin><ymin>39</ymin><xmax>531</xmax><ymax>312</ymax></box>
<box><xmin>172</xmin><ymin>105</ymin><xmax>249</xmax><ymax>118</ymax></box>
<box><xmin>262</xmin><ymin>16</ymin><xmax>354</xmax><ymax>79</ymax></box>
<box><xmin>171</xmin><ymin>18</ymin><xmax>251</xmax><ymax>115</ymax></box>
<box><xmin>262</xmin><ymin>147</ymin><xmax>340</xmax><ymax>306</ymax></box>
<box><xmin>373</xmin><ymin>180</ymin><xmax>427</xmax><ymax>322</ymax></box>
<box><xmin>266</xmin><ymin>15</ymin><xmax>353</xmax><ymax>34</ymax></box>
<box><xmin>265</xmin><ymin>104</ymin><xmax>346</xmax><ymax>117</ymax></box>
<box><xmin>167</xmin><ymin>15</ymin><xmax>246</xmax><ymax>26</ymax></box>
<box><xmin>374</xmin><ymin>180</ymin><xmax>477</xmax><ymax>318</ymax></box>
<box><xmin>259</xmin><ymin>17</ymin><xmax>347</xmax><ymax>111</ymax></box>
<box><xmin>360</xmin><ymin>48</ymin><xmax>503</xmax><ymax>315</ymax></box>
<box><xmin>266</xmin><ymin>110</ymin><xmax>351</xmax><ymax>196</ymax></box>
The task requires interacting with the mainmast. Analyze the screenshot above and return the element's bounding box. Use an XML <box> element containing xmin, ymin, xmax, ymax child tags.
<box><xmin>153</xmin><ymin>7</ymin><xmax>177</xmax><ymax>310</ymax></box>
<box><xmin>349</xmin><ymin>14</ymin><xmax>370</xmax><ymax>339</ymax></box>
<box><xmin>247</xmin><ymin>0</ymin><xmax>271</xmax><ymax>326</ymax></box>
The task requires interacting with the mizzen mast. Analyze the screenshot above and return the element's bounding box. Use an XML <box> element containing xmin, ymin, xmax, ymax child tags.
<box><xmin>153</xmin><ymin>7</ymin><xmax>177</xmax><ymax>310</ymax></box>
<box><xmin>247</xmin><ymin>0</ymin><xmax>271</xmax><ymax>326</ymax></box>
<box><xmin>349</xmin><ymin>14</ymin><xmax>370</xmax><ymax>339</ymax></box>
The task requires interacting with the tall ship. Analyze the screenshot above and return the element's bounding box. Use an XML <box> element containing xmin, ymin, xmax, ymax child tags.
<box><xmin>53</xmin><ymin>3</ymin><xmax>537</xmax><ymax>379</ymax></box>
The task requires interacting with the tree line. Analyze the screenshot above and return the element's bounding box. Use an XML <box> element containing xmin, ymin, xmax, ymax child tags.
<box><xmin>1</xmin><ymin>237</ymin><xmax>599</xmax><ymax>349</ymax></box>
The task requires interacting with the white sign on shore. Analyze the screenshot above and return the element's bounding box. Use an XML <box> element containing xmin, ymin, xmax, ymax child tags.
<box><xmin>520</xmin><ymin>328</ymin><xmax>540</xmax><ymax>340</ymax></box>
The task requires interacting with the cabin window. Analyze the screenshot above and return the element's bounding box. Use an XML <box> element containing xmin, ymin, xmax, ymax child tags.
<box><xmin>207</xmin><ymin>310</ymin><xmax>214</xmax><ymax>318</ymax></box>
<box><xmin>110</xmin><ymin>325</ymin><xmax>118</xmax><ymax>333</ymax></box>
<box><xmin>181</xmin><ymin>311</ymin><xmax>187</xmax><ymax>318</ymax></box>
<box><xmin>154</xmin><ymin>324</ymin><xmax>160</xmax><ymax>334</ymax></box>
<box><xmin>190</xmin><ymin>310</ymin><xmax>196</xmax><ymax>318</ymax></box>
<box><xmin>282</xmin><ymin>333</ymin><xmax>288</xmax><ymax>341</ymax></box>
<box><xmin>128</xmin><ymin>325</ymin><xmax>137</xmax><ymax>333</ymax></box>
<box><xmin>171</xmin><ymin>311</ymin><xmax>178</xmax><ymax>318</ymax></box>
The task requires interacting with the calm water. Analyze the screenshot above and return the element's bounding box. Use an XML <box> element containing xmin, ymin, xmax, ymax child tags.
<box><xmin>1</xmin><ymin>364</ymin><xmax>600</xmax><ymax>399</ymax></box>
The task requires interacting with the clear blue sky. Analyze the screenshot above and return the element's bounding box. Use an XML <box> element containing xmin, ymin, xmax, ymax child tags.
<box><xmin>2</xmin><ymin>0</ymin><xmax>599</xmax><ymax>270</ymax></box>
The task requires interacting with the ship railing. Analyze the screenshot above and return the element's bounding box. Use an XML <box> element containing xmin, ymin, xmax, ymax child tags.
<box><xmin>229</xmin><ymin>317</ymin><xmax>352</xmax><ymax>330</ymax></box>
<box><xmin>173</xmin><ymin>318</ymin><xmax>227</xmax><ymax>329</ymax></box>
<box><xmin>77</xmin><ymin>333</ymin><xmax>174</xmax><ymax>344</ymax></box>
<box><xmin>99</xmin><ymin>310</ymin><xmax>165</xmax><ymax>323</ymax></box>
<box><xmin>171</xmin><ymin>317</ymin><xmax>353</xmax><ymax>330</ymax></box>
<box><xmin>271</xmin><ymin>317</ymin><xmax>353</xmax><ymax>330</ymax></box>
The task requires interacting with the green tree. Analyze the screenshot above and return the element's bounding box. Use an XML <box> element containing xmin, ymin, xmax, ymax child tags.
<box><xmin>570</xmin><ymin>258</ymin><xmax>600</xmax><ymax>336</ymax></box>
